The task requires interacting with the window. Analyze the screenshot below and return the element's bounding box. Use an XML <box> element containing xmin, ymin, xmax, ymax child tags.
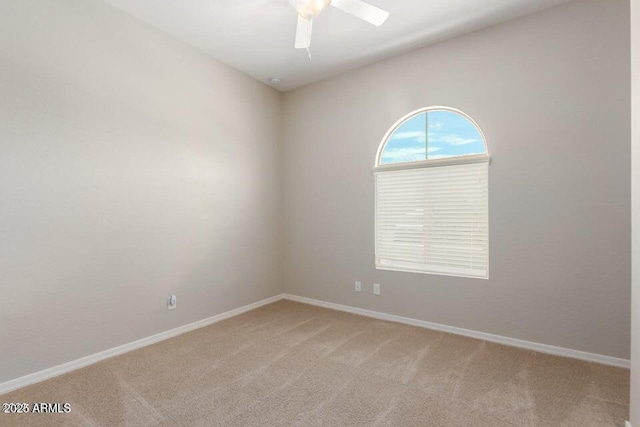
<box><xmin>374</xmin><ymin>107</ymin><xmax>489</xmax><ymax>279</ymax></box>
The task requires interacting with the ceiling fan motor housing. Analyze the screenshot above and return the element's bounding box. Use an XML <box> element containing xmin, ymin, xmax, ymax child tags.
<box><xmin>289</xmin><ymin>0</ymin><xmax>332</xmax><ymax>19</ymax></box>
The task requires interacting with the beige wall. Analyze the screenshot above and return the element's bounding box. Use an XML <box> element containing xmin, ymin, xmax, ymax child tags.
<box><xmin>283</xmin><ymin>0</ymin><xmax>631</xmax><ymax>359</ymax></box>
<box><xmin>631</xmin><ymin>0</ymin><xmax>639</xmax><ymax>421</ymax></box>
<box><xmin>0</xmin><ymin>0</ymin><xmax>283</xmax><ymax>383</ymax></box>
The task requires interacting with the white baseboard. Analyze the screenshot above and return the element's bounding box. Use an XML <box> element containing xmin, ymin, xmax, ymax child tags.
<box><xmin>0</xmin><ymin>294</ymin><xmax>284</xmax><ymax>396</ymax></box>
<box><xmin>626</xmin><ymin>421</ymin><xmax>632</xmax><ymax>427</ymax></box>
<box><xmin>282</xmin><ymin>294</ymin><xmax>630</xmax><ymax>369</ymax></box>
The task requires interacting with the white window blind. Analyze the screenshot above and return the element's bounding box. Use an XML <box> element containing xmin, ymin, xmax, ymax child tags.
<box><xmin>375</xmin><ymin>162</ymin><xmax>489</xmax><ymax>279</ymax></box>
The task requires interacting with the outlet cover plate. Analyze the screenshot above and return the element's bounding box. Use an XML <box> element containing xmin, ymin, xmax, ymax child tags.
<box><xmin>168</xmin><ymin>295</ymin><xmax>177</xmax><ymax>310</ymax></box>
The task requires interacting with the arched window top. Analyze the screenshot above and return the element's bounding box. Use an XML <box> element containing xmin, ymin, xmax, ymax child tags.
<box><xmin>376</xmin><ymin>107</ymin><xmax>488</xmax><ymax>169</ymax></box>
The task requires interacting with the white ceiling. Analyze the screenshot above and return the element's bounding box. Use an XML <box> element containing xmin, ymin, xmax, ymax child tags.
<box><xmin>103</xmin><ymin>0</ymin><xmax>571</xmax><ymax>91</ymax></box>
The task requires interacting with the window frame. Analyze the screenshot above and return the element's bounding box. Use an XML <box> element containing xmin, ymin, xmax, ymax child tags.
<box><xmin>374</xmin><ymin>106</ymin><xmax>490</xmax><ymax>279</ymax></box>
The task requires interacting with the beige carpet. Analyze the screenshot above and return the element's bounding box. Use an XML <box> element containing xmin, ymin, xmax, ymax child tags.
<box><xmin>1</xmin><ymin>300</ymin><xmax>630</xmax><ymax>426</ymax></box>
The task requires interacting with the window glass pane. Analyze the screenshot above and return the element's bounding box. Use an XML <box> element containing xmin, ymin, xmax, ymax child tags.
<box><xmin>379</xmin><ymin>109</ymin><xmax>486</xmax><ymax>165</ymax></box>
<box><xmin>379</xmin><ymin>113</ymin><xmax>427</xmax><ymax>165</ymax></box>
<box><xmin>426</xmin><ymin>110</ymin><xmax>485</xmax><ymax>159</ymax></box>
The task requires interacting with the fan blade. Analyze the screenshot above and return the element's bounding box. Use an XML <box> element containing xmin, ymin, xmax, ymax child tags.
<box><xmin>330</xmin><ymin>0</ymin><xmax>389</xmax><ymax>26</ymax></box>
<box><xmin>295</xmin><ymin>15</ymin><xmax>312</xmax><ymax>49</ymax></box>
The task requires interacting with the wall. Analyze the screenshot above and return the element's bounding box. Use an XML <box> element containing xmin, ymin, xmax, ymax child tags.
<box><xmin>283</xmin><ymin>0</ymin><xmax>631</xmax><ymax>359</ymax></box>
<box><xmin>0</xmin><ymin>0</ymin><xmax>283</xmax><ymax>383</ymax></box>
<box><xmin>631</xmin><ymin>0</ymin><xmax>639</xmax><ymax>421</ymax></box>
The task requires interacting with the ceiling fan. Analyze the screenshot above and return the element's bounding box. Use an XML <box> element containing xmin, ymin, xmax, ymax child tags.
<box><xmin>288</xmin><ymin>0</ymin><xmax>389</xmax><ymax>58</ymax></box>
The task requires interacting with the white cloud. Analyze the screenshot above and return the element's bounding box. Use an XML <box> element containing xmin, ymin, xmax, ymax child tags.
<box><xmin>392</xmin><ymin>131</ymin><xmax>480</xmax><ymax>146</ymax></box>
<box><xmin>382</xmin><ymin>146</ymin><xmax>441</xmax><ymax>163</ymax></box>
<box><xmin>429</xmin><ymin>134</ymin><xmax>479</xmax><ymax>146</ymax></box>
<box><xmin>390</xmin><ymin>131</ymin><xmax>426</xmax><ymax>141</ymax></box>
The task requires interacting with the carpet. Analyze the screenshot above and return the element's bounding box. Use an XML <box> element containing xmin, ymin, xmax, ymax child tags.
<box><xmin>0</xmin><ymin>300</ymin><xmax>630</xmax><ymax>426</ymax></box>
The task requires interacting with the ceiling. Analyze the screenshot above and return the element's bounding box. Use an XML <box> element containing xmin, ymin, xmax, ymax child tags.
<box><xmin>103</xmin><ymin>0</ymin><xmax>571</xmax><ymax>91</ymax></box>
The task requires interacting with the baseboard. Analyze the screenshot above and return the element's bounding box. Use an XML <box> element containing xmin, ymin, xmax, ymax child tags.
<box><xmin>0</xmin><ymin>294</ymin><xmax>284</xmax><ymax>395</ymax></box>
<box><xmin>282</xmin><ymin>294</ymin><xmax>630</xmax><ymax>369</ymax></box>
<box><xmin>626</xmin><ymin>421</ymin><xmax>632</xmax><ymax>427</ymax></box>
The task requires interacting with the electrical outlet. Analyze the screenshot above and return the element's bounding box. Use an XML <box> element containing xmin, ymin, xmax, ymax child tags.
<box><xmin>373</xmin><ymin>283</ymin><xmax>381</xmax><ymax>296</ymax></box>
<box><xmin>168</xmin><ymin>295</ymin><xmax>177</xmax><ymax>310</ymax></box>
<box><xmin>355</xmin><ymin>281</ymin><xmax>362</xmax><ymax>292</ymax></box>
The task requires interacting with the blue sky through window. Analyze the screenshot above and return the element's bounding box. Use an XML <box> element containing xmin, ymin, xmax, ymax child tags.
<box><xmin>380</xmin><ymin>110</ymin><xmax>485</xmax><ymax>165</ymax></box>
